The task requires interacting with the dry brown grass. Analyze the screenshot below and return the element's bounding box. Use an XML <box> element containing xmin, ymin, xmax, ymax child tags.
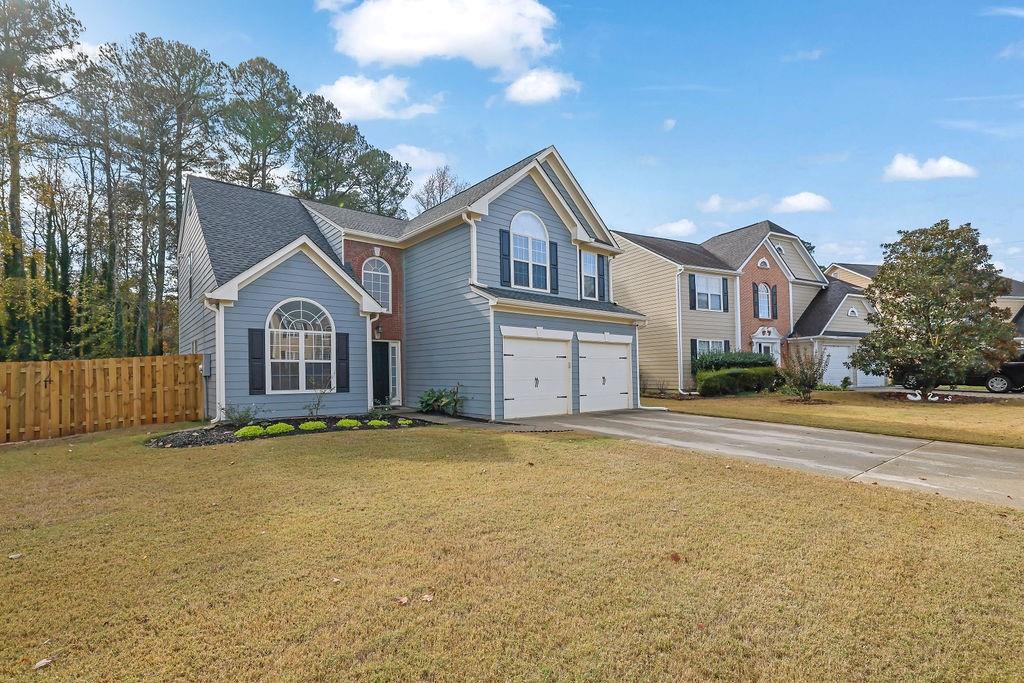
<box><xmin>2</xmin><ymin>424</ymin><xmax>1024</xmax><ymax>681</ymax></box>
<box><xmin>646</xmin><ymin>391</ymin><xmax>1024</xmax><ymax>449</ymax></box>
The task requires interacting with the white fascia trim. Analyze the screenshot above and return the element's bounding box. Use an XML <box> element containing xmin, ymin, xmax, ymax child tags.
<box><xmin>769</xmin><ymin>232</ymin><xmax>828</xmax><ymax>284</ymax></box>
<box><xmin>500</xmin><ymin>325</ymin><xmax>575</xmax><ymax>341</ymax></box>
<box><xmin>737</xmin><ymin>236</ymin><xmax>796</xmax><ymax>281</ymax></box>
<box><xmin>577</xmin><ymin>331</ymin><xmax>633</xmax><ymax>344</ymax></box>
<box><xmin>819</xmin><ymin>294</ymin><xmax>865</xmax><ymax>335</ymax></box>
<box><xmin>470</xmin><ymin>285</ymin><xmax>644</xmax><ymax>323</ymax></box>
<box><xmin>824</xmin><ymin>263</ymin><xmax>873</xmax><ymax>281</ymax></box>
<box><xmin>204</xmin><ymin>299</ymin><xmax>229</xmax><ymax>422</ymax></box>
<box><xmin>205</xmin><ymin>235</ymin><xmax>385</xmax><ymax>314</ymax></box>
<box><xmin>540</xmin><ymin>147</ymin><xmax>618</xmax><ymax>247</ymax></box>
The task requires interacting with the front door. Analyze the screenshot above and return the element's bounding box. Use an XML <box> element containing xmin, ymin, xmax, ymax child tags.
<box><xmin>372</xmin><ymin>341</ymin><xmax>390</xmax><ymax>406</ymax></box>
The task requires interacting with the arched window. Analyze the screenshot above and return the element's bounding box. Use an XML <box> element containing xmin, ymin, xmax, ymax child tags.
<box><xmin>848</xmin><ymin>307</ymin><xmax>859</xmax><ymax>317</ymax></box>
<box><xmin>510</xmin><ymin>211</ymin><xmax>549</xmax><ymax>290</ymax></box>
<box><xmin>362</xmin><ymin>257</ymin><xmax>392</xmax><ymax>312</ymax></box>
<box><xmin>267</xmin><ymin>298</ymin><xmax>334</xmax><ymax>392</ymax></box>
<box><xmin>758</xmin><ymin>283</ymin><xmax>771</xmax><ymax>319</ymax></box>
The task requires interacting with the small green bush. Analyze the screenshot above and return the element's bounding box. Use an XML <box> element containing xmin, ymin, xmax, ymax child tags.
<box><xmin>233</xmin><ymin>425</ymin><xmax>265</xmax><ymax>439</ymax></box>
<box><xmin>266</xmin><ymin>422</ymin><xmax>295</xmax><ymax>435</ymax></box>
<box><xmin>697</xmin><ymin>367</ymin><xmax>781</xmax><ymax>397</ymax></box>
<box><xmin>418</xmin><ymin>384</ymin><xmax>465</xmax><ymax>416</ymax></box>
<box><xmin>299</xmin><ymin>420</ymin><xmax>327</xmax><ymax>431</ymax></box>
<box><xmin>815</xmin><ymin>383</ymin><xmax>844</xmax><ymax>392</ymax></box>
<box><xmin>367</xmin><ymin>419</ymin><xmax>389</xmax><ymax>428</ymax></box>
<box><xmin>336</xmin><ymin>418</ymin><xmax>360</xmax><ymax>428</ymax></box>
<box><xmin>692</xmin><ymin>351</ymin><xmax>775</xmax><ymax>375</ymax></box>
<box><xmin>397</xmin><ymin>418</ymin><xmax>413</xmax><ymax>426</ymax></box>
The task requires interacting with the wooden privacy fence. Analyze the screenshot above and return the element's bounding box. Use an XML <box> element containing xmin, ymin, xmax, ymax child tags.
<box><xmin>0</xmin><ymin>354</ymin><xmax>205</xmax><ymax>444</ymax></box>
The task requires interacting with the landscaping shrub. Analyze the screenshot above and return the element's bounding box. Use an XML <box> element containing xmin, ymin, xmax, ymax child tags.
<box><xmin>781</xmin><ymin>347</ymin><xmax>830</xmax><ymax>402</ymax></box>
<box><xmin>696</xmin><ymin>367</ymin><xmax>781</xmax><ymax>397</ymax></box>
<box><xmin>233</xmin><ymin>425</ymin><xmax>265</xmax><ymax>439</ymax></box>
<box><xmin>299</xmin><ymin>421</ymin><xmax>327</xmax><ymax>431</ymax></box>
<box><xmin>815</xmin><ymin>383</ymin><xmax>844</xmax><ymax>392</ymax></box>
<box><xmin>419</xmin><ymin>384</ymin><xmax>465</xmax><ymax>416</ymax></box>
<box><xmin>368</xmin><ymin>403</ymin><xmax>392</xmax><ymax>421</ymax></box>
<box><xmin>397</xmin><ymin>418</ymin><xmax>413</xmax><ymax>426</ymax></box>
<box><xmin>265</xmin><ymin>422</ymin><xmax>295</xmax><ymax>435</ymax></box>
<box><xmin>336</xmin><ymin>418</ymin><xmax>360</xmax><ymax>428</ymax></box>
<box><xmin>692</xmin><ymin>351</ymin><xmax>774</xmax><ymax>375</ymax></box>
<box><xmin>223</xmin><ymin>403</ymin><xmax>262</xmax><ymax>426</ymax></box>
<box><xmin>367</xmin><ymin>419</ymin><xmax>389</xmax><ymax>428</ymax></box>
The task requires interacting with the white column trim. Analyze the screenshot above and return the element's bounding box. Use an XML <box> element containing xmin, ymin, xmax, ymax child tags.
<box><xmin>489</xmin><ymin>306</ymin><xmax>496</xmax><ymax>421</ymax></box>
<box><xmin>366</xmin><ymin>315</ymin><xmax>376</xmax><ymax>410</ymax></box>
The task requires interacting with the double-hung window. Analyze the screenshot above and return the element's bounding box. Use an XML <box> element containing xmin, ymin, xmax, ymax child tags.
<box><xmin>267</xmin><ymin>299</ymin><xmax>334</xmax><ymax>392</ymax></box>
<box><xmin>696</xmin><ymin>340</ymin><xmax>726</xmax><ymax>356</ymax></box>
<box><xmin>581</xmin><ymin>251</ymin><xmax>598</xmax><ymax>299</ymax></box>
<box><xmin>511</xmin><ymin>211</ymin><xmax>549</xmax><ymax>290</ymax></box>
<box><xmin>694</xmin><ymin>275</ymin><xmax>723</xmax><ymax>311</ymax></box>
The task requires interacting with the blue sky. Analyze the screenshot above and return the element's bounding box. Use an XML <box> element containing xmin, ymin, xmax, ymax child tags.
<box><xmin>72</xmin><ymin>1</ymin><xmax>1024</xmax><ymax>275</ymax></box>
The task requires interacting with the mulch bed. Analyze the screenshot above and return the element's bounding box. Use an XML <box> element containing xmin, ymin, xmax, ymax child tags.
<box><xmin>148</xmin><ymin>414</ymin><xmax>434</xmax><ymax>449</ymax></box>
<box><xmin>781</xmin><ymin>398</ymin><xmax>834</xmax><ymax>405</ymax></box>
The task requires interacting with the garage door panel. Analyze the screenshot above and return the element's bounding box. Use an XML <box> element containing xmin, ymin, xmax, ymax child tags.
<box><xmin>823</xmin><ymin>345</ymin><xmax>853</xmax><ymax>386</ymax></box>
<box><xmin>502</xmin><ymin>337</ymin><xmax>571</xmax><ymax>419</ymax></box>
<box><xmin>579</xmin><ymin>340</ymin><xmax>632</xmax><ymax>413</ymax></box>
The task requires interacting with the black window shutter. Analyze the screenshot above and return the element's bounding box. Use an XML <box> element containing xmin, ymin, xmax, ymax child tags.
<box><xmin>248</xmin><ymin>328</ymin><xmax>265</xmax><ymax>395</ymax></box>
<box><xmin>771</xmin><ymin>285</ymin><xmax>779</xmax><ymax>319</ymax></box>
<box><xmin>597</xmin><ymin>254</ymin><xmax>607</xmax><ymax>301</ymax></box>
<box><xmin>721</xmin><ymin>277</ymin><xmax>729</xmax><ymax>312</ymax></box>
<box><xmin>690</xmin><ymin>338</ymin><xmax>698</xmax><ymax>373</ymax></box>
<box><xmin>549</xmin><ymin>241</ymin><xmax>558</xmax><ymax>294</ymax></box>
<box><xmin>688</xmin><ymin>274</ymin><xmax>697</xmax><ymax>310</ymax></box>
<box><xmin>752</xmin><ymin>283</ymin><xmax>759</xmax><ymax>318</ymax></box>
<box><xmin>724</xmin><ymin>339</ymin><xmax>731</xmax><ymax>353</ymax></box>
<box><xmin>336</xmin><ymin>332</ymin><xmax>349</xmax><ymax>393</ymax></box>
<box><xmin>499</xmin><ymin>229</ymin><xmax>511</xmax><ymax>287</ymax></box>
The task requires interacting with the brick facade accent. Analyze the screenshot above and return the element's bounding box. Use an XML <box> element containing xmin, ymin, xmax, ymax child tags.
<box><xmin>345</xmin><ymin>239</ymin><xmax>404</xmax><ymax>342</ymax></box>
<box><xmin>738</xmin><ymin>243</ymin><xmax>791</xmax><ymax>352</ymax></box>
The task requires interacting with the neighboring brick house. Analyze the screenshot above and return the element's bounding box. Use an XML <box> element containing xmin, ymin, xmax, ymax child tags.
<box><xmin>613</xmin><ymin>221</ymin><xmax>894</xmax><ymax>393</ymax></box>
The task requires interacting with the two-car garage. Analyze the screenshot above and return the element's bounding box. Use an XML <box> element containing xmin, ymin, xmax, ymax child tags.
<box><xmin>500</xmin><ymin>325</ymin><xmax>635</xmax><ymax>420</ymax></box>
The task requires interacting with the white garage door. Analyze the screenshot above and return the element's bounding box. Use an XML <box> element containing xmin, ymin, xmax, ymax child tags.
<box><xmin>822</xmin><ymin>345</ymin><xmax>853</xmax><ymax>386</ymax></box>
<box><xmin>857</xmin><ymin>370</ymin><xmax>887</xmax><ymax>387</ymax></box>
<box><xmin>579</xmin><ymin>337</ymin><xmax>633</xmax><ymax>413</ymax></box>
<box><xmin>502</xmin><ymin>335</ymin><xmax>571</xmax><ymax>419</ymax></box>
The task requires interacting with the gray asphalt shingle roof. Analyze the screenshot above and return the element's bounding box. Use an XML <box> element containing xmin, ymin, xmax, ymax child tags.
<box><xmin>475</xmin><ymin>285</ymin><xmax>643</xmax><ymax>317</ymax></box>
<box><xmin>188</xmin><ymin>176</ymin><xmax>343</xmax><ymax>286</ymax></box>
<box><xmin>833</xmin><ymin>262</ymin><xmax>1024</xmax><ymax>296</ymax></box>
<box><xmin>791</xmin><ymin>276</ymin><xmax>863</xmax><ymax>337</ymax></box>
<box><xmin>613</xmin><ymin>231</ymin><xmax>734</xmax><ymax>271</ymax></box>
<box><xmin>700</xmin><ymin>220</ymin><xmax>796</xmax><ymax>269</ymax></box>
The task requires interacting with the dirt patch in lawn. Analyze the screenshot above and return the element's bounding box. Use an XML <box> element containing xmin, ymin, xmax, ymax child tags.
<box><xmin>148</xmin><ymin>414</ymin><xmax>433</xmax><ymax>448</ymax></box>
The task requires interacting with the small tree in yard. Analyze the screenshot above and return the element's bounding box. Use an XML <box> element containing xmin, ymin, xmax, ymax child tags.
<box><xmin>780</xmin><ymin>347</ymin><xmax>830</xmax><ymax>402</ymax></box>
<box><xmin>850</xmin><ymin>220</ymin><xmax>1017</xmax><ymax>396</ymax></box>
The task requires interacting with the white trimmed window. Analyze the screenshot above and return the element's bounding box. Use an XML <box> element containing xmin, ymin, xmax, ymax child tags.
<box><xmin>362</xmin><ymin>257</ymin><xmax>392</xmax><ymax>313</ymax></box>
<box><xmin>696</xmin><ymin>339</ymin><xmax>726</xmax><ymax>356</ymax></box>
<box><xmin>581</xmin><ymin>251</ymin><xmax>598</xmax><ymax>299</ymax></box>
<box><xmin>758</xmin><ymin>284</ymin><xmax>771</xmax><ymax>319</ymax></box>
<box><xmin>848</xmin><ymin>307</ymin><xmax>859</xmax><ymax>317</ymax></box>
<box><xmin>695</xmin><ymin>275</ymin><xmax>723</xmax><ymax>311</ymax></box>
<box><xmin>511</xmin><ymin>211</ymin><xmax>549</xmax><ymax>291</ymax></box>
<box><xmin>267</xmin><ymin>299</ymin><xmax>334</xmax><ymax>393</ymax></box>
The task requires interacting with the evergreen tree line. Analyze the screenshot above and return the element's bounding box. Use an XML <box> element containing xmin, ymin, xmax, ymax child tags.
<box><xmin>0</xmin><ymin>0</ymin><xmax>416</xmax><ymax>361</ymax></box>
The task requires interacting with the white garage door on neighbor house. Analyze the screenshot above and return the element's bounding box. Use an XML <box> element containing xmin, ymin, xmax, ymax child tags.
<box><xmin>823</xmin><ymin>344</ymin><xmax>853</xmax><ymax>386</ymax></box>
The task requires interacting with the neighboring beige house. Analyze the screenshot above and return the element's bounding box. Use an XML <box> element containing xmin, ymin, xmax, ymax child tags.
<box><xmin>611</xmin><ymin>221</ymin><xmax>884</xmax><ymax>392</ymax></box>
<box><xmin>825</xmin><ymin>262</ymin><xmax>1024</xmax><ymax>346</ymax></box>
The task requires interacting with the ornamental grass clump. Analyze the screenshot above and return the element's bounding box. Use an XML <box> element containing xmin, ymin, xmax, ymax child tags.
<box><xmin>336</xmin><ymin>418</ymin><xmax>360</xmax><ymax>429</ymax></box>
<box><xmin>265</xmin><ymin>423</ymin><xmax>295</xmax><ymax>435</ymax></box>
<box><xmin>233</xmin><ymin>425</ymin><xmax>265</xmax><ymax>439</ymax></box>
<box><xmin>299</xmin><ymin>421</ymin><xmax>327</xmax><ymax>431</ymax></box>
<box><xmin>367</xmin><ymin>419</ymin><xmax>389</xmax><ymax>428</ymax></box>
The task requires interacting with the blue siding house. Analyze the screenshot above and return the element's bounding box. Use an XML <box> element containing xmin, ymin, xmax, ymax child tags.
<box><xmin>178</xmin><ymin>146</ymin><xmax>644</xmax><ymax>421</ymax></box>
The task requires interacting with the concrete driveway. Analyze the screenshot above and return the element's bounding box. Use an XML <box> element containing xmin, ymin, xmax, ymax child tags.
<box><xmin>518</xmin><ymin>410</ymin><xmax>1024</xmax><ymax>509</ymax></box>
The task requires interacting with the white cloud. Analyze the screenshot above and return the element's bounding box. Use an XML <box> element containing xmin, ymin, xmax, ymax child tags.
<box><xmin>816</xmin><ymin>240</ymin><xmax>872</xmax><ymax>263</ymax></box>
<box><xmin>882</xmin><ymin>153</ymin><xmax>978</xmax><ymax>181</ymax></box>
<box><xmin>937</xmin><ymin>119</ymin><xmax>1024</xmax><ymax>138</ymax></box>
<box><xmin>998</xmin><ymin>40</ymin><xmax>1024</xmax><ymax>58</ymax></box>
<box><xmin>53</xmin><ymin>40</ymin><xmax>102</xmax><ymax>64</ymax></box>
<box><xmin>772</xmin><ymin>192</ymin><xmax>832</xmax><ymax>213</ymax></box>
<box><xmin>504</xmin><ymin>68</ymin><xmax>580</xmax><ymax>104</ymax></box>
<box><xmin>321</xmin><ymin>0</ymin><xmax>557</xmax><ymax>74</ymax></box>
<box><xmin>697</xmin><ymin>193</ymin><xmax>767</xmax><ymax>213</ymax></box>
<box><xmin>388</xmin><ymin>143</ymin><xmax>447</xmax><ymax>171</ymax></box>
<box><xmin>782</xmin><ymin>48</ymin><xmax>824</xmax><ymax>62</ymax></box>
<box><xmin>643</xmin><ymin>218</ymin><xmax>698</xmax><ymax>239</ymax></box>
<box><xmin>316</xmin><ymin>74</ymin><xmax>439</xmax><ymax>120</ymax></box>
<box><xmin>982</xmin><ymin>6</ymin><xmax>1024</xmax><ymax>18</ymax></box>
<box><xmin>662</xmin><ymin>118</ymin><xmax>677</xmax><ymax>132</ymax></box>
<box><xmin>315</xmin><ymin>0</ymin><xmax>353</xmax><ymax>10</ymax></box>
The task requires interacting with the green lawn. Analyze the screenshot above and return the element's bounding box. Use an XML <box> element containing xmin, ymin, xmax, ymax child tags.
<box><xmin>645</xmin><ymin>391</ymin><xmax>1024</xmax><ymax>449</ymax></box>
<box><xmin>2</xmin><ymin>425</ymin><xmax>1023</xmax><ymax>680</ymax></box>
